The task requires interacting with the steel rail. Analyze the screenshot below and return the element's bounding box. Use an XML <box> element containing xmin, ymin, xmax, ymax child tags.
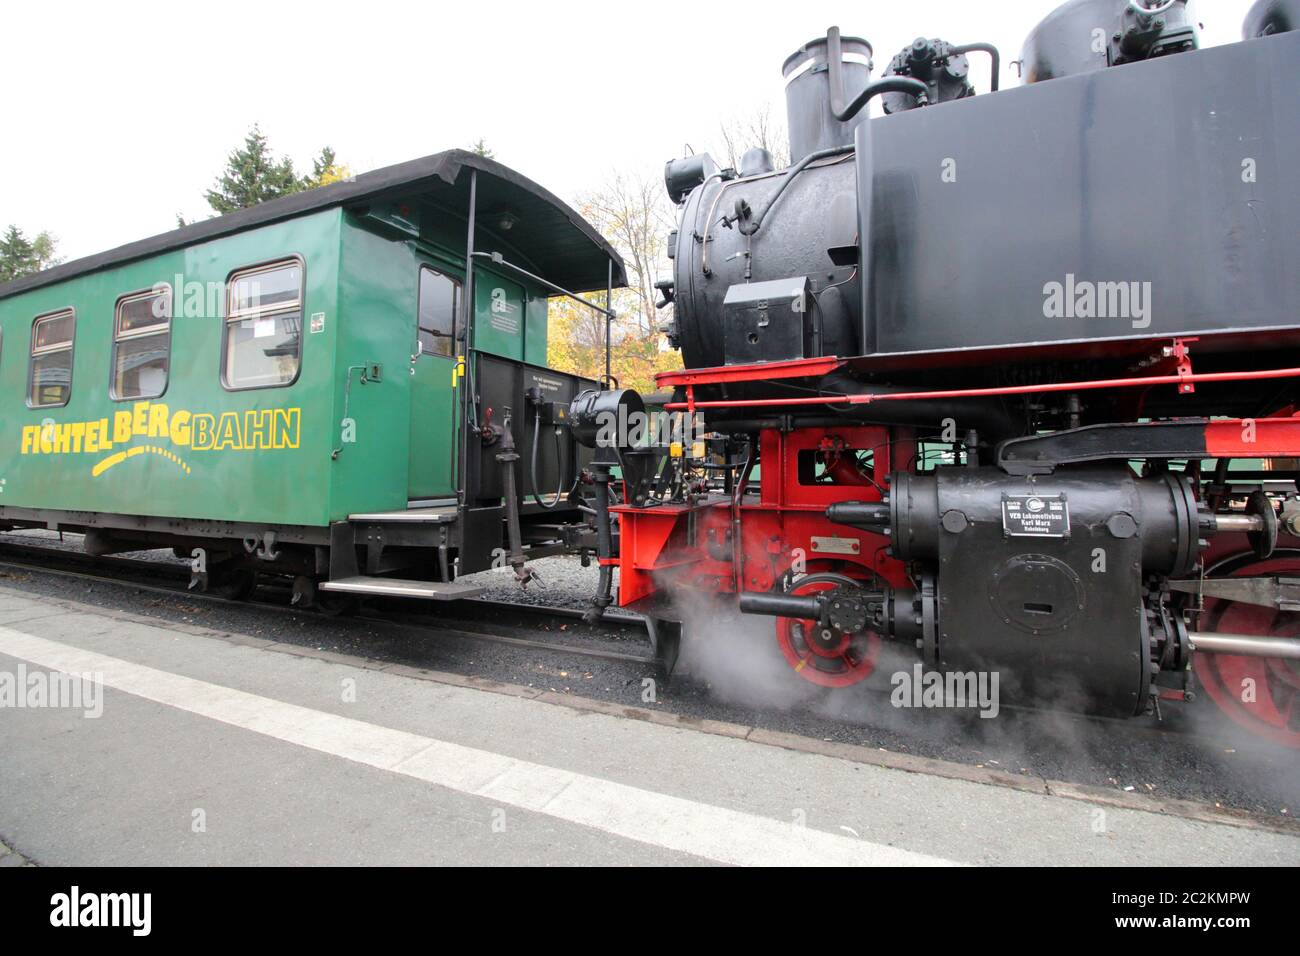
<box><xmin>0</xmin><ymin>540</ymin><xmax>655</xmax><ymax>666</ymax></box>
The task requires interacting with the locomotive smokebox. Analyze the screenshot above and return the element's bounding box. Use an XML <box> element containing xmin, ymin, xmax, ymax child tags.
<box><xmin>783</xmin><ymin>34</ymin><xmax>873</xmax><ymax>161</ymax></box>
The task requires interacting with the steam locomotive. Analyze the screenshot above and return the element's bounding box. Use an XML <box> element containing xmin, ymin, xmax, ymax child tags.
<box><xmin>571</xmin><ymin>0</ymin><xmax>1300</xmax><ymax>744</ymax></box>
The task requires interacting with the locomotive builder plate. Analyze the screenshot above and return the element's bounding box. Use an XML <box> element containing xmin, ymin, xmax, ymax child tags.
<box><xmin>1001</xmin><ymin>493</ymin><xmax>1070</xmax><ymax>538</ymax></box>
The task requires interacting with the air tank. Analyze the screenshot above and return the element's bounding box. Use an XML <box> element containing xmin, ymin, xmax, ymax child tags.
<box><xmin>1020</xmin><ymin>0</ymin><xmax>1122</xmax><ymax>83</ymax></box>
<box><xmin>1244</xmin><ymin>0</ymin><xmax>1300</xmax><ymax>37</ymax></box>
<box><xmin>1020</xmin><ymin>0</ymin><xmax>1197</xmax><ymax>84</ymax></box>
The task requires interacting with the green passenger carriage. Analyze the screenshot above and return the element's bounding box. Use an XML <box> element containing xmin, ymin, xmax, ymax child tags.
<box><xmin>0</xmin><ymin>151</ymin><xmax>625</xmax><ymax>603</ymax></box>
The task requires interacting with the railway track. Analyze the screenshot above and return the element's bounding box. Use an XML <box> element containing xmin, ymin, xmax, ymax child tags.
<box><xmin>0</xmin><ymin>534</ymin><xmax>1272</xmax><ymax>742</ymax></box>
<box><xmin>1</xmin><ymin>532</ymin><xmax>1297</xmax><ymax>823</ymax></box>
<box><xmin>0</xmin><ymin>537</ymin><xmax>658</xmax><ymax>668</ymax></box>
<box><xmin>0</xmin><ymin>535</ymin><xmax>1247</xmax><ymax>744</ymax></box>
<box><xmin>0</xmin><ymin>534</ymin><xmax>1292</xmax><ymax>735</ymax></box>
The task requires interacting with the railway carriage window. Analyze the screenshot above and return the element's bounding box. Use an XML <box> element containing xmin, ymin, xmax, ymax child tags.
<box><xmin>223</xmin><ymin>260</ymin><xmax>303</xmax><ymax>389</ymax></box>
<box><xmin>28</xmin><ymin>309</ymin><xmax>75</xmax><ymax>407</ymax></box>
<box><xmin>417</xmin><ymin>267</ymin><xmax>460</xmax><ymax>358</ymax></box>
<box><xmin>112</xmin><ymin>288</ymin><xmax>172</xmax><ymax>400</ymax></box>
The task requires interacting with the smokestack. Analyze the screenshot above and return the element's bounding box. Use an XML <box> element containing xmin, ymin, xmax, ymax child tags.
<box><xmin>782</xmin><ymin>33</ymin><xmax>873</xmax><ymax>164</ymax></box>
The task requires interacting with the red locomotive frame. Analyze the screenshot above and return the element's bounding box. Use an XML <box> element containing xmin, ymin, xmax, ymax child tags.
<box><xmin>610</xmin><ymin>351</ymin><xmax>1300</xmax><ymax>742</ymax></box>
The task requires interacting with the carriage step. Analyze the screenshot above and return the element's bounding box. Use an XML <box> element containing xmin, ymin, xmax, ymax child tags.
<box><xmin>347</xmin><ymin>506</ymin><xmax>459</xmax><ymax>524</ymax></box>
<box><xmin>318</xmin><ymin>576</ymin><xmax>485</xmax><ymax>600</ymax></box>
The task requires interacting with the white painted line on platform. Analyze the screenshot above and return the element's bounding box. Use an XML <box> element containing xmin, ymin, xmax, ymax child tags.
<box><xmin>0</xmin><ymin>626</ymin><xmax>959</xmax><ymax>867</ymax></box>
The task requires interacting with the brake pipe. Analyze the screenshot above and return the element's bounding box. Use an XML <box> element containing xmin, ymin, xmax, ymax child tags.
<box><xmin>662</xmin><ymin>365</ymin><xmax>1300</xmax><ymax>411</ymax></box>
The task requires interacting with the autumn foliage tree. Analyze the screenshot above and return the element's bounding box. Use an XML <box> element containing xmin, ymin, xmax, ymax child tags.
<box><xmin>548</xmin><ymin>170</ymin><xmax>681</xmax><ymax>393</ymax></box>
<box><xmin>548</xmin><ymin>108</ymin><xmax>794</xmax><ymax>392</ymax></box>
<box><xmin>305</xmin><ymin>147</ymin><xmax>352</xmax><ymax>188</ymax></box>
<box><xmin>715</xmin><ymin>104</ymin><xmax>790</xmax><ymax>171</ymax></box>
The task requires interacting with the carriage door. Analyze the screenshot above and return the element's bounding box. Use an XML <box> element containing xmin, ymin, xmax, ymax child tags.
<box><xmin>407</xmin><ymin>263</ymin><xmax>461</xmax><ymax>502</ymax></box>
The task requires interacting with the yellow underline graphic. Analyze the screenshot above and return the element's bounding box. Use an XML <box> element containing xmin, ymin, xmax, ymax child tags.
<box><xmin>91</xmin><ymin>444</ymin><xmax>191</xmax><ymax>478</ymax></box>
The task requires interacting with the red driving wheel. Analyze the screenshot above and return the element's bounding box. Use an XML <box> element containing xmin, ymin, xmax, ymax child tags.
<box><xmin>1193</xmin><ymin>551</ymin><xmax>1300</xmax><ymax>747</ymax></box>
<box><xmin>774</xmin><ymin>573</ymin><xmax>883</xmax><ymax>688</ymax></box>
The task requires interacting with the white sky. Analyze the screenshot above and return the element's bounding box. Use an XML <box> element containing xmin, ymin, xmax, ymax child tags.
<box><xmin>2</xmin><ymin>0</ymin><xmax>1257</xmax><ymax>263</ymax></box>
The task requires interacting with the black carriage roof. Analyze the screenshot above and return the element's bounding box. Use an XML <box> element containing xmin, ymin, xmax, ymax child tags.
<box><xmin>0</xmin><ymin>149</ymin><xmax>627</xmax><ymax>301</ymax></box>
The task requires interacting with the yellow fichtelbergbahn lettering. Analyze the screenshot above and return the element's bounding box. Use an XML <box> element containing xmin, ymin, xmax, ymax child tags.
<box><xmin>18</xmin><ymin>400</ymin><xmax>301</xmax><ymax>478</ymax></box>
